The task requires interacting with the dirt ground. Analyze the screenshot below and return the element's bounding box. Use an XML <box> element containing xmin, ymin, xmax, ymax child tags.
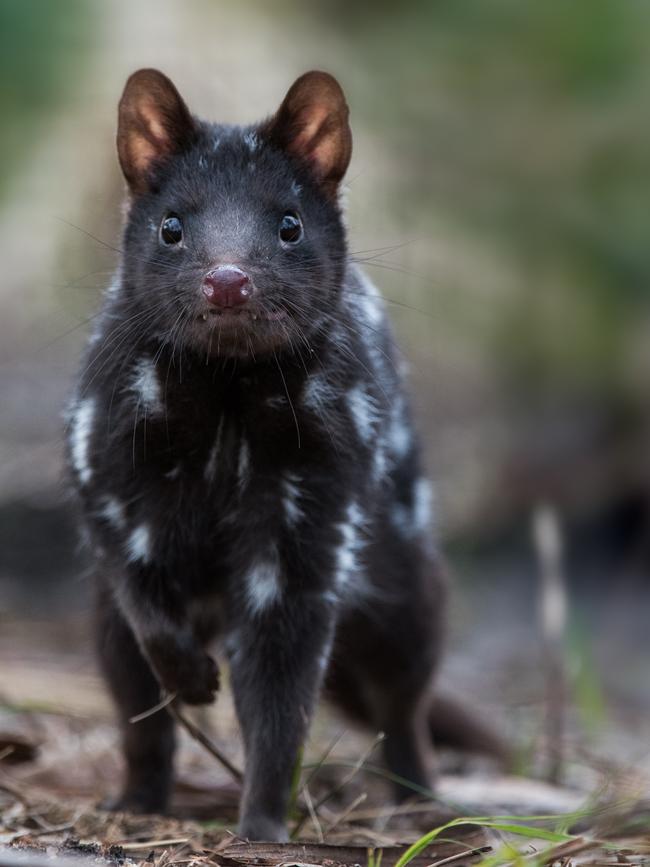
<box><xmin>1</xmin><ymin>610</ymin><xmax>649</xmax><ymax>867</ymax></box>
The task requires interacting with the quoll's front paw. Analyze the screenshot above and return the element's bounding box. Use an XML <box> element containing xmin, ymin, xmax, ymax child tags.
<box><xmin>178</xmin><ymin>651</ymin><xmax>220</xmax><ymax>705</ymax></box>
<box><xmin>149</xmin><ymin>638</ymin><xmax>220</xmax><ymax>705</ymax></box>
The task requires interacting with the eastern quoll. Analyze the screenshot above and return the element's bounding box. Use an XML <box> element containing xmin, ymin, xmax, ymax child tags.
<box><xmin>66</xmin><ymin>68</ymin><xmax>505</xmax><ymax>841</ymax></box>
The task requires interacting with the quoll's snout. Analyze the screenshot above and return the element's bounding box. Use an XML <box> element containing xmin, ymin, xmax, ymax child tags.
<box><xmin>202</xmin><ymin>265</ymin><xmax>252</xmax><ymax>309</ymax></box>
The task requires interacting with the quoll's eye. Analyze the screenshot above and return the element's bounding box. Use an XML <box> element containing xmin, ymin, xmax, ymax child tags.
<box><xmin>279</xmin><ymin>211</ymin><xmax>303</xmax><ymax>245</ymax></box>
<box><xmin>160</xmin><ymin>214</ymin><xmax>183</xmax><ymax>246</ymax></box>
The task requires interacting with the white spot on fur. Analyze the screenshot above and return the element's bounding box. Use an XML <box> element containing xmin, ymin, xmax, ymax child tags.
<box><xmin>413</xmin><ymin>478</ymin><xmax>433</xmax><ymax>534</ymax></box>
<box><xmin>78</xmin><ymin>524</ymin><xmax>92</xmax><ymax>551</ymax></box>
<box><xmin>352</xmin><ymin>268</ymin><xmax>384</xmax><ymax>327</ymax></box>
<box><xmin>244</xmin><ymin>131</ymin><xmax>258</xmax><ymax>152</ymax></box>
<box><xmin>390</xmin><ymin>502</ymin><xmax>412</xmax><ymax>537</ymax></box>
<box><xmin>70</xmin><ymin>397</ymin><xmax>95</xmax><ymax>485</ymax></box>
<box><xmin>198</xmin><ymin>155</ymin><xmax>207</xmax><ymax>170</ymax></box>
<box><xmin>322</xmin><ymin>589</ymin><xmax>339</xmax><ymax>606</ymax></box>
<box><xmin>318</xmin><ymin>634</ymin><xmax>335</xmax><ymax>673</ymax></box>
<box><xmin>334</xmin><ymin>502</ymin><xmax>367</xmax><ymax>593</ymax></box>
<box><xmin>165</xmin><ymin>465</ymin><xmax>181</xmax><ymax>481</ymax></box>
<box><xmin>238</xmin><ymin>437</ymin><xmax>250</xmax><ymax>487</ymax></box>
<box><xmin>360</xmin><ymin>292</ymin><xmax>383</xmax><ymax>327</ymax></box>
<box><xmin>204</xmin><ymin>417</ymin><xmax>224</xmax><ymax>483</ymax></box>
<box><xmin>291</xmin><ymin>180</ymin><xmax>302</xmax><ymax>196</ymax></box>
<box><xmin>346</xmin><ymin>383</ymin><xmax>379</xmax><ymax>445</ymax></box>
<box><xmin>126</xmin><ymin>524</ymin><xmax>151</xmax><ymax>564</ymax></box>
<box><xmin>99</xmin><ymin>496</ymin><xmax>126</xmax><ymax>530</ymax></box>
<box><xmin>224</xmin><ymin>631</ymin><xmax>243</xmax><ymax>666</ymax></box>
<box><xmin>391</xmin><ymin>420</ymin><xmax>411</xmax><ymax>458</ymax></box>
<box><xmin>398</xmin><ymin>356</ymin><xmax>410</xmax><ymax>378</ymax></box>
<box><xmin>390</xmin><ymin>481</ymin><xmax>434</xmax><ymax>540</ymax></box>
<box><xmin>282</xmin><ymin>473</ymin><xmax>304</xmax><ymax>526</ymax></box>
<box><xmin>131</xmin><ymin>357</ymin><xmax>162</xmax><ymax>414</ymax></box>
<box><xmin>246</xmin><ymin>553</ymin><xmax>282</xmax><ymax>616</ymax></box>
<box><xmin>330</xmin><ymin>321</ymin><xmax>348</xmax><ymax>347</ymax></box>
<box><xmin>389</xmin><ymin>398</ymin><xmax>411</xmax><ymax>459</ymax></box>
<box><xmin>212</xmin><ymin>135</ymin><xmax>221</xmax><ymax>152</ymax></box>
<box><xmin>303</xmin><ymin>373</ymin><xmax>339</xmax><ymax>412</ymax></box>
<box><xmin>373</xmin><ymin>441</ymin><xmax>388</xmax><ymax>483</ymax></box>
<box><xmin>105</xmin><ymin>274</ymin><xmax>121</xmax><ymax>297</ymax></box>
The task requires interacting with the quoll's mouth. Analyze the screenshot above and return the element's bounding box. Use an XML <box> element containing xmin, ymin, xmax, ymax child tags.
<box><xmin>197</xmin><ymin>308</ymin><xmax>288</xmax><ymax>323</ymax></box>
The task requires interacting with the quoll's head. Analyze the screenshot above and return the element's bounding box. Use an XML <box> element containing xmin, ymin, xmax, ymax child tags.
<box><xmin>117</xmin><ymin>68</ymin><xmax>352</xmax><ymax>358</ymax></box>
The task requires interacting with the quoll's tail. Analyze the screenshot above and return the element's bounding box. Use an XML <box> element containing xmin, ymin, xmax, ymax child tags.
<box><xmin>428</xmin><ymin>692</ymin><xmax>512</xmax><ymax>767</ymax></box>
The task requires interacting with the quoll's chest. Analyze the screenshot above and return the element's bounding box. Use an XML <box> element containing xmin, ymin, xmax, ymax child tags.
<box><xmin>74</xmin><ymin>342</ymin><xmax>383</xmax><ymax>588</ymax></box>
<box><xmin>89</xmin><ymin>417</ymin><xmax>278</xmax><ymax>593</ymax></box>
<box><xmin>88</xmin><ymin>373</ymin><xmax>320</xmax><ymax>569</ymax></box>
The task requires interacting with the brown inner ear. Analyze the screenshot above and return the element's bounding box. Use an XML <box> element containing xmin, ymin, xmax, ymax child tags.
<box><xmin>117</xmin><ymin>69</ymin><xmax>196</xmax><ymax>194</ymax></box>
<box><xmin>122</xmin><ymin>100</ymin><xmax>169</xmax><ymax>180</ymax></box>
<box><xmin>262</xmin><ymin>71</ymin><xmax>352</xmax><ymax>199</ymax></box>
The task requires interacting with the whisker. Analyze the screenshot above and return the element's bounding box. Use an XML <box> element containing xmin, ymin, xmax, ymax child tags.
<box><xmin>272</xmin><ymin>349</ymin><xmax>301</xmax><ymax>450</ymax></box>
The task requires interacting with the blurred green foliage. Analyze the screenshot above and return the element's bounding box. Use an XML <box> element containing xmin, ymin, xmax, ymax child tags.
<box><xmin>311</xmin><ymin>0</ymin><xmax>650</xmax><ymax>400</ymax></box>
<box><xmin>568</xmin><ymin>619</ymin><xmax>607</xmax><ymax>736</ymax></box>
<box><xmin>0</xmin><ymin>0</ymin><xmax>92</xmax><ymax>199</ymax></box>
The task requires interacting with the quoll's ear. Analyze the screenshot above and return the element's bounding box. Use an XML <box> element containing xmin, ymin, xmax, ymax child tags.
<box><xmin>117</xmin><ymin>68</ymin><xmax>197</xmax><ymax>194</ymax></box>
<box><xmin>261</xmin><ymin>71</ymin><xmax>352</xmax><ymax>199</ymax></box>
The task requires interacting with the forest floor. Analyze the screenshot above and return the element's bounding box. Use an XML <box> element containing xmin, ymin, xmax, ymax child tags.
<box><xmin>0</xmin><ymin>614</ymin><xmax>649</xmax><ymax>867</ymax></box>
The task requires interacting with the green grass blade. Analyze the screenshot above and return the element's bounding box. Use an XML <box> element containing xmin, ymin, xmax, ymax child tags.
<box><xmin>393</xmin><ymin>818</ymin><xmax>575</xmax><ymax>867</ymax></box>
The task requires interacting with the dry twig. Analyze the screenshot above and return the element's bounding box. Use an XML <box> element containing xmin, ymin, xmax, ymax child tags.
<box><xmin>168</xmin><ymin>704</ymin><xmax>243</xmax><ymax>784</ymax></box>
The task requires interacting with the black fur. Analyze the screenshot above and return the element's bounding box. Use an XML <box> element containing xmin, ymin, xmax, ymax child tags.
<box><xmin>66</xmin><ymin>69</ymin><xmax>494</xmax><ymax>842</ymax></box>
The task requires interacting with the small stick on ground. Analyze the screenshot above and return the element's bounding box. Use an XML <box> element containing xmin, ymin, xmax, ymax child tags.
<box><xmin>0</xmin><ymin>774</ymin><xmax>30</xmax><ymax>805</ymax></box>
<box><xmin>168</xmin><ymin>703</ymin><xmax>243</xmax><ymax>784</ymax></box>
<box><xmin>323</xmin><ymin>791</ymin><xmax>368</xmax><ymax>835</ymax></box>
<box><xmin>533</xmin><ymin>502</ymin><xmax>568</xmax><ymax>785</ymax></box>
<box><xmin>291</xmin><ymin>732</ymin><xmax>385</xmax><ymax>839</ymax></box>
<box><xmin>303</xmin><ymin>785</ymin><xmax>324</xmax><ymax>843</ymax></box>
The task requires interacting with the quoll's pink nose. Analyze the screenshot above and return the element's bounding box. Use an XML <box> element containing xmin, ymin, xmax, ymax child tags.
<box><xmin>202</xmin><ymin>266</ymin><xmax>251</xmax><ymax>308</ymax></box>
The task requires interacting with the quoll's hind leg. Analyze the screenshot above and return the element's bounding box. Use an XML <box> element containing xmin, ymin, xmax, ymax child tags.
<box><xmin>96</xmin><ymin>587</ymin><xmax>175</xmax><ymax>814</ymax></box>
<box><xmin>326</xmin><ymin>625</ymin><xmax>436</xmax><ymax>801</ymax></box>
<box><xmin>326</xmin><ymin>548</ymin><xmax>446</xmax><ymax>802</ymax></box>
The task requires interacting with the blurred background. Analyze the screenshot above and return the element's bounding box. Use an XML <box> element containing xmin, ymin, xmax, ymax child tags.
<box><xmin>0</xmin><ymin>0</ymin><xmax>649</xmax><ymax>801</ymax></box>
